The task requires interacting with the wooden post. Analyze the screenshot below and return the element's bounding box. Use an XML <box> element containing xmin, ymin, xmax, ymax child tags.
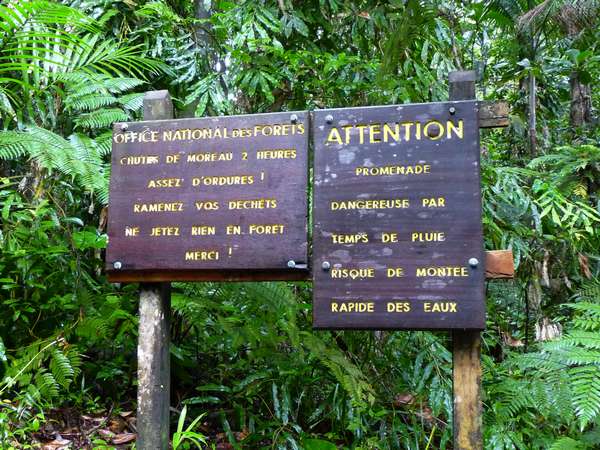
<box><xmin>449</xmin><ymin>71</ymin><xmax>483</xmax><ymax>450</ymax></box>
<box><xmin>137</xmin><ymin>90</ymin><xmax>173</xmax><ymax>450</ymax></box>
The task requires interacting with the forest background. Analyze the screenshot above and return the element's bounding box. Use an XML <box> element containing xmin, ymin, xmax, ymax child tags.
<box><xmin>1</xmin><ymin>0</ymin><xmax>600</xmax><ymax>449</ymax></box>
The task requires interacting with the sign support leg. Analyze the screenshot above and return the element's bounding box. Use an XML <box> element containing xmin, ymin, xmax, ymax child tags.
<box><xmin>137</xmin><ymin>283</ymin><xmax>171</xmax><ymax>449</ymax></box>
<box><xmin>137</xmin><ymin>90</ymin><xmax>174</xmax><ymax>450</ymax></box>
<box><xmin>448</xmin><ymin>70</ymin><xmax>483</xmax><ymax>450</ymax></box>
<box><xmin>452</xmin><ymin>330</ymin><xmax>483</xmax><ymax>449</ymax></box>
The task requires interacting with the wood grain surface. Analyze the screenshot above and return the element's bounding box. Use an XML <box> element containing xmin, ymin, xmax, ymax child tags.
<box><xmin>106</xmin><ymin>112</ymin><xmax>309</xmax><ymax>281</ymax></box>
<box><xmin>312</xmin><ymin>100</ymin><xmax>485</xmax><ymax>329</ymax></box>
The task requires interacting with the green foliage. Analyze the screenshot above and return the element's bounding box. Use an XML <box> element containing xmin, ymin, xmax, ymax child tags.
<box><xmin>0</xmin><ymin>337</ymin><xmax>81</xmax><ymax>404</ymax></box>
<box><xmin>172</xmin><ymin>406</ymin><xmax>208</xmax><ymax>449</ymax></box>
<box><xmin>1</xmin><ymin>0</ymin><xmax>600</xmax><ymax>448</ymax></box>
<box><xmin>485</xmin><ymin>278</ymin><xmax>600</xmax><ymax>449</ymax></box>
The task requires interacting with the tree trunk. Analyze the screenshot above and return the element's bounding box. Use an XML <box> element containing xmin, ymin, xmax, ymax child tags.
<box><xmin>528</xmin><ymin>73</ymin><xmax>537</xmax><ymax>156</ymax></box>
<box><xmin>194</xmin><ymin>0</ymin><xmax>211</xmax><ymax>49</ymax></box>
<box><xmin>570</xmin><ymin>71</ymin><xmax>592</xmax><ymax>127</ymax></box>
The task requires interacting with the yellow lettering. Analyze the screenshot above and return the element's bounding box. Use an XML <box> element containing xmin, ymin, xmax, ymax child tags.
<box><xmin>256</xmin><ymin>149</ymin><xmax>296</xmax><ymax>159</ymax></box>
<box><xmin>119</xmin><ymin>155</ymin><xmax>159</xmax><ymax>165</ymax></box>
<box><xmin>326</xmin><ymin>127</ymin><xmax>343</xmax><ymax>145</ymax></box>
<box><xmin>411</xmin><ymin>232</ymin><xmax>445</xmax><ymax>242</ymax></box>
<box><xmin>381</xmin><ymin>232</ymin><xmax>398</xmax><ymax>243</ymax></box>
<box><xmin>185</xmin><ymin>250</ymin><xmax>219</xmax><ymax>261</ymax></box>
<box><xmin>330</xmin><ymin>267</ymin><xmax>375</xmax><ymax>279</ymax></box>
<box><xmin>150</xmin><ymin>226</ymin><xmax>180</xmax><ymax>237</ymax></box>
<box><xmin>133</xmin><ymin>202</ymin><xmax>184</xmax><ymax>213</ymax></box>
<box><xmin>424</xmin><ymin>302</ymin><xmax>458</xmax><ymax>313</ymax></box>
<box><xmin>423</xmin><ymin>120</ymin><xmax>444</xmax><ymax>140</ymax></box>
<box><xmin>387</xmin><ymin>302</ymin><xmax>411</xmax><ymax>312</ymax></box>
<box><xmin>193</xmin><ymin>175</ymin><xmax>254</xmax><ymax>186</ymax></box>
<box><xmin>194</xmin><ymin>201</ymin><xmax>219</xmax><ymax>210</ymax></box>
<box><xmin>416</xmin><ymin>267</ymin><xmax>469</xmax><ymax>277</ymax></box>
<box><xmin>331</xmin><ymin>199</ymin><xmax>409</xmax><ymax>210</ymax></box>
<box><xmin>331</xmin><ymin>301</ymin><xmax>374</xmax><ymax>313</ymax></box>
<box><xmin>386</xmin><ymin>268</ymin><xmax>404</xmax><ymax>277</ymax></box>
<box><xmin>248</xmin><ymin>224</ymin><xmax>285</xmax><ymax>235</ymax></box>
<box><xmin>355</xmin><ymin>164</ymin><xmax>431</xmax><ymax>177</ymax></box>
<box><xmin>226</xmin><ymin>225</ymin><xmax>242</xmax><ymax>235</ymax></box>
<box><xmin>447</xmin><ymin>120</ymin><xmax>464</xmax><ymax>139</ymax></box>
<box><xmin>147</xmin><ymin>178</ymin><xmax>183</xmax><ymax>188</ymax></box>
<box><xmin>331</xmin><ymin>233</ymin><xmax>368</xmax><ymax>244</ymax></box>
<box><xmin>191</xmin><ymin>226</ymin><xmax>216</xmax><ymax>236</ymax></box>
<box><xmin>125</xmin><ymin>226</ymin><xmax>139</xmax><ymax>236</ymax></box>
<box><xmin>382</xmin><ymin>123</ymin><xmax>400</xmax><ymax>143</ymax></box>
<box><xmin>187</xmin><ymin>152</ymin><xmax>233</xmax><ymax>163</ymax></box>
<box><xmin>228</xmin><ymin>198</ymin><xmax>277</xmax><ymax>209</ymax></box>
<box><xmin>421</xmin><ymin>197</ymin><xmax>445</xmax><ymax>208</ymax></box>
<box><xmin>368</xmin><ymin>124</ymin><xmax>381</xmax><ymax>143</ymax></box>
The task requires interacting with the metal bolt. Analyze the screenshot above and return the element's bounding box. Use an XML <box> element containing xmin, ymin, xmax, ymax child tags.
<box><xmin>290</xmin><ymin>114</ymin><xmax>298</xmax><ymax>124</ymax></box>
<box><xmin>322</xmin><ymin>261</ymin><xmax>331</xmax><ymax>271</ymax></box>
<box><xmin>120</xmin><ymin>123</ymin><xmax>128</xmax><ymax>131</ymax></box>
<box><xmin>287</xmin><ymin>260</ymin><xmax>296</xmax><ymax>268</ymax></box>
<box><xmin>449</xmin><ymin>107</ymin><xmax>456</xmax><ymax>115</ymax></box>
<box><xmin>113</xmin><ymin>261</ymin><xmax>122</xmax><ymax>270</ymax></box>
<box><xmin>325</xmin><ymin>114</ymin><xmax>333</xmax><ymax>124</ymax></box>
<box><xmin>468</xmin><ymin>257</ymin><xmax>479</xmax><ymax>268</ymax></box>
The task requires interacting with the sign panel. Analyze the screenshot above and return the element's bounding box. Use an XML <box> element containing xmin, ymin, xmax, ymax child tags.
<box><xmin>312</xmin><ymin>101</ymin><xmax>484</xmax><ymax>329</ymax></box>
<box><xmin>106</xmin><ymin>112</ymin><xmax>309</xmax><ymax>281</ymax></box>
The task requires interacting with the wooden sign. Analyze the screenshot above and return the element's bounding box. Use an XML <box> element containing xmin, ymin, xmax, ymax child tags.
<box><xmin>312</xmin><ymin>100</ymin><xmax>485</xmax><ymax>329</ymax></box>
<box><xmin>106</xmin><ymin>111</ymin><xmax>309</xmax><ymax>281</ymax></box>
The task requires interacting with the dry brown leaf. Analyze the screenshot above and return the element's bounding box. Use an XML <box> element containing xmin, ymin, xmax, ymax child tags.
<box><xmin>535</xmin><ymin>317</ymin><xmax>562</xmax><ymax>341</ymax></box>
<box><xmin>393</xmin><ymin>392</ymin><xmax>415</xmax><ymax>407</ymax></box>
<box><xmin>119</xmin><ymin>410</ymin><xmax>133</xmax><ymax>418</ymax></box>
<box><xmin>98</xmin><ymin>428</ymin><xmax>115</xmax><ymax>439</ymax></box>
<box><xmin>237</xmin><ymin>428</ymin><xmax>250</xmax><ymax>441</ymax></box>
<box><xmin>579</xmin><ymin>253</ymin><xmax>592</xmax><ymax>279</ymax></box>
<box><xmin>109</xmin><ymin>416</ymin><xmax>127</xmax><ymax>433</ymax></box>
<box><xmin>419</xmin><ymin>406</ymin><xmax>434</xmax><ymax>423</ymax></box>
<box><xmin>216</xmin><ymin>444</ymin><xmax>234</xmax><ymax>450</ymax></box>
<box><xmin>98</xmin><ymin>206</ymin><xmax>108</xmax><ymax>232</ymax></box>
<box><xmin>502</xmin><ymin>332</ymin><xmax>524</xmax><ymax>347</ymax></box>
<box><xmin>541</xmin><ymin>251</ymin><xmax>550</xmax><ymax>287</ymax></box>
<box><xmin>41</xmin><ymin>437</ymin><xmax>71</xmax><ymax>450</ymax></box>
<box><xmin>112</xmin><ymin>432</ymin><xmax>136</xmax><ymax>445</ymax></box>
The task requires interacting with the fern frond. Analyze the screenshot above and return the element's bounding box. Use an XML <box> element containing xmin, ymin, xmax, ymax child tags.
<box><xmin>75</xmin><ymin>108</ymin><xmax>129</xmax><ymax>130</ymax></box>
<box><xmin>61</xmin><ymin>34</ymin><xmax>165</xmax><ymax>79</ymax></box>
<box><xmin>550</xmin><ymin>436</ymin><xmax>588</xmax><ymax>450</ymax></box>
<box><xmin>66</xmin><ymin>93</ymin><xmax>118</xmax><ymax>112</ymax></box>
<box><xmin>0</xmin><ymin>131</ymin><xmax>30</xmax><ymax>159</ymax></box>
<box><xmin>101</xmin><ymin>77</ymin><xmax>146</xmax><ymax>94</ymax></box>
<box><xmin>562</xmin><ymin>331</ymin><xmax>600</xmax><ymax>350</ymax></box>
<box><xmin>95</xmin><ymin>131</ymin><xmax>113</xmax><ymax>157</ymax></box>
<box><xmin>569</xmin><ymin>365</ymin><xmax>600</xmax><ymax>430</ymax></box>
<box><xmin>33</xmin><ymin>370</ymin><xmax>59</xmax><ymax>399</ymax></box>
<box><xmin>118</xmin><ymin>93</ymin><xmax>144</xmax><ymax>112</ymax></box>
<box><xmin>49</xmin><ymin>348</ymin><xmax>75</xmax><ymax>389</ymax></box>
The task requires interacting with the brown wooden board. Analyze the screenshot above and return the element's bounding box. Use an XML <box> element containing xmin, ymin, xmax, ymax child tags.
<box><xmin>106</xmin><ymin>111</ymin><xmax>309</xmax><ymax>281</ymax></box>
<box><xmin>312</xmin><ymin>100</ymin><xmax>485</xmax><ymax>330</ymax></box>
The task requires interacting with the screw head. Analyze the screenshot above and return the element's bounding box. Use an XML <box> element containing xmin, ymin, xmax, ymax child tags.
<box><xmin>113</xmin><ymin>261</ymin><xmax>122</xmax><ymax>270</ymax></box>
<box><xmin>449</xmin><ymin>107</ymin><xmax>456</xmax><ymax>115</ymax></box>
<box><xmin>290</xmin><ymin>114</ymin><xmax>298</xmax><ymax>124</ymax></box>
<box><xmin>287</xmin><ymin>260</ymin><xmax>296</xmax><ymax>268</ymax></box>
<box><xmin>468</xmin><ymin>257</ymin><xmax>479</xmax><ymax>267</ymax></box>
<box><xmin>321</xmin><ymin>261</ymin><xmax>331</xmax><ymax>271</ymax></box>
<box><xmin>325</xmin><ymin>114</ymin><xmax>333</xmax><ymax>124</ymax></box>
<box><xmin>120</xmin><ymin>123</ymin><xmax>128</xmax><ymax>131</ymax></box>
